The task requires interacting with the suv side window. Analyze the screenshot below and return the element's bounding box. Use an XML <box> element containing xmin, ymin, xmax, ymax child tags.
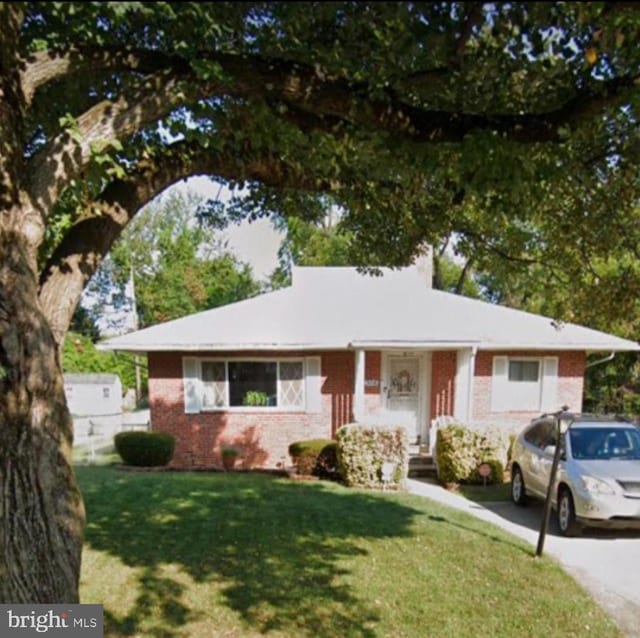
<box><xmin>524</xmin><ymin>420</ymin><xmax>555</xmax><ymax>449</ymax></box>
<box><xmin>524</xmin><ymin>422</ymin><xmax>545</xmax><ymax>448</ymax></box>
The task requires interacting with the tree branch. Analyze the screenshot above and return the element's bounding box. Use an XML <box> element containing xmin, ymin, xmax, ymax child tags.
<box><xmin>38</xmin><ymin>141</ymin><xmax>325</xmax><ymax>341</ymax></box>
<box><xmin>19</xmin><ymin>47</ymin><xmax>190</xmax><ymax>107</ymax></box>
<box><xmin>0</xmin><ymin>3</ymin><xmax>26</xmax><ymax>209</ymax></box>
<box><xmin>23</xmin><ymin>43</ymin><xmax>640</xmax><ymax>224</ymax></box>
<box><xmin>454</xmin><ymin>257</ymin><xmax>474</xmax><ymax>294</ymax></box>
<box><xmin>26</xmin><ymin>68</ymin><xmax>196</xmax><ymax>217</ymax></box>
<box><xmin>452</xmin><ymin>3</ymin><xmax>485</xmax><ymax>65</ymax></box>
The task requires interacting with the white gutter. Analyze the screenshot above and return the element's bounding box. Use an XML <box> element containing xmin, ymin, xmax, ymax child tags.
<box><xmin>97</xmin><ymin>342</ymin><xmax>349</xmax><ymax>353</ymax></box>
<box><xmin>585</xmin><ymin>352</ymin><xmax>615</xmax><ymax>369</ymax></box>
<box><xmin>477</xmin><ymin>344</ymin><xmax>640</xmax><ymax>352</ymax></box>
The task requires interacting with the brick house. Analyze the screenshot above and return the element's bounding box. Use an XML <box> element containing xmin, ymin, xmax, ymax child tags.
<box><xmin>102</xmin><ymin>265</ymin><xmax>639</xmax><ymax>468</ymax></box>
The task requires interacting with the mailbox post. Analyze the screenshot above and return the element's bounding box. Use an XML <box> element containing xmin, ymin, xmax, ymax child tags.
<box><xmin>536</xmin><ymin>407</ymin><xmax>571</xmax><ymax>557</ymax></box>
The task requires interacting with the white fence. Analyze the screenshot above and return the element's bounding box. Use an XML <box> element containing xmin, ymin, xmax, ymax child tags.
<box><xmin>72</xmin><ymin>410</ymin><xmax>150</xmax><ymax>463</ymax></box>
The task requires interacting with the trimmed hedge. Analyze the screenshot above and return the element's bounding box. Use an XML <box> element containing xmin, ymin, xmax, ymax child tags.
<box><xmin>435</xmin><ymin>423</ymin><xmax>505</xmax><ymax>485</ymax></box>
<box><xmin>288</xmin><ymin>439</ymin><xmax>338</xmax><ymax>478</ymax></box>
<box><xmin>336</xmin><ymin>424</ymin><xmax>408</xmax><ymax>489</ymax></box>
<box><xmin>114</xmin><ymin>431</ymin><xmax>175</xmax><ymax>467</ymax></box>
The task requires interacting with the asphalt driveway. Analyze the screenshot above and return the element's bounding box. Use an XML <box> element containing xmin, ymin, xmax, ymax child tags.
<box><xmin>408</xmin><ymin>478</ymin><xmax>640</xmax><ymax>638</ymax></box>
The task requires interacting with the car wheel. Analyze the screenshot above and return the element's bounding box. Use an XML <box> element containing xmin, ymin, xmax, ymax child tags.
<box><xmin>511</xmin><ymin>465</ymin><xmax>527</xmax><ymax>506</ymax></box>
<box><xmin>557</xmin><ymin>487</ymin><xmax>581</xmax><ymax>537</ymax></box>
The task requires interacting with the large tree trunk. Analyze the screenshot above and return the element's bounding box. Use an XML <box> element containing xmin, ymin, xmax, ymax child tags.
<box><xmin>0</xmin><ymin>4</ymin><xmax>84</xmax><ymax>603</ymax></box>
<box><xmin>0</xmin><ymin>227</ymin><xmax>85</xmax><ymax>603</ymax></box>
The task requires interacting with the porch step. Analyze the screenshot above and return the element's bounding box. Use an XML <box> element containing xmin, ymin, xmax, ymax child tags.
<box><xmin>408</xmin><ymin>454</ymin><xmax>437</xmax><ymax>479</ymax></box>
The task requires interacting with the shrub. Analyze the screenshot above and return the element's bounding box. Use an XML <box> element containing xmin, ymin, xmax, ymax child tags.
<box><xmin>336</xmin><ymin>424</ymin><xmax>408</xmax><ymax>489</ymax></box>
<box><xmin>221</xmin><ymin>446</ymin><xmax>240</xmax><ymax>459</ymax></box>
<box><xmin>114</xmin><ymin>431</ymin><xmax>175</xmax><ymax>467</ymax></box>
<box><xmin>435</xmin><ymin>423</ymin><xmax>506</xmax><ymax>485</ymax></box>
<box><xmin>506</xmin><ymin>433</ymin><xmax>517</xmax><ymax>469</ymax></box>
<box><xmin>288</xmin><ymin>439</ymin><xmax>338</xmax><ymax>478</ymax></box>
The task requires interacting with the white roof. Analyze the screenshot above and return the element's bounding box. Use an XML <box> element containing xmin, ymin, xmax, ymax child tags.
<box><xmin>63</xmin><ymin>373</ymin><xmax>120</xmax><ymax>385</ymax></box>
<box><xmin>100</xmin><ymin>266</ymin><xmax>640</xmax><ymax>353</ymax></box>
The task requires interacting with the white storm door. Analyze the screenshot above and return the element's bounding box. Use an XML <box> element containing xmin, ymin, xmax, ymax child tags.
<box><xmin>386</xmin><ymin>356</ymin><xmax>421</xmax><ymax>442</ymax></box>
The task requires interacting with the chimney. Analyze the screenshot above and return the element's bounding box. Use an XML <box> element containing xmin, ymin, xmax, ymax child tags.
<box><xmin>412</xmin><ymin>244</ymin><xmax>433</xmax><ymax>288</ymax></box>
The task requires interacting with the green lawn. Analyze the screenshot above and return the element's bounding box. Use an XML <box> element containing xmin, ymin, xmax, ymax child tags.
<box><xmin>456</xmin><ymin>480</ymin><xmax>513</xmax><ymax>502</ymax></box>
<box><xmin>77</xmin><ymin>467</ymin><xmax>621</xmax><ymax>638</ymax></box>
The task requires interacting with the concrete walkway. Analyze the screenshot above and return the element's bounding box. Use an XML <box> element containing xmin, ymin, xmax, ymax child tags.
<box><xmin>407</xmin><ymin>478</ymin><xmax>640</xmax><ymax>638</ymax></box>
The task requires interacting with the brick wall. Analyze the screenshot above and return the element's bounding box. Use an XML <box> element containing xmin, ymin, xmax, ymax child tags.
<box><xmin>472</xmin><ymin>350</ymin><xmax>585</xmax><ymax>432</ymax></box>
<box><xmin>431</xmin><ymin>351</ymin><xmax>456</xmax><ymax>418</ymax></box>
<box><xmin>148</xmin><ymin>348</ymin><xmax>587</xmax><ymax>466</ymax></box>
<box><xmin>149</xmin><ymin>350</ymin><xmax>360</xmax><ymax>468</ymax></box>
<box><xmin>558</xmin><ymin>351</ymin><xmax>586</xmax><ymax>411</ymax></box>
<box><xmin>321</xmin><ymin>351</ymin><xmax>355</xmax><ymax>435</ymax></box>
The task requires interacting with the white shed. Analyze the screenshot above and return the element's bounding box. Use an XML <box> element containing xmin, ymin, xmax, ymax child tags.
<box><xmin>63</xmin><ymin>373</ymin><xmax>122</xmax><ymax>416</ymax></box>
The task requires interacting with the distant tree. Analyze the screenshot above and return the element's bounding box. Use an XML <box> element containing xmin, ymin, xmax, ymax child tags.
<box><xmin>270</xmin><ymin>206</ymin><xmax>352</xmax><ymax>288</ymax></box>
<box><xmin>62</xmin><ymin>332</ymin><xmax>141</xmax><ymax>396</ymax></box>
<box><xmin>69</xmin><ymin>305</ymin><xmax>101</xmax><ymax>343</ymax></box>
<box><xmin>89</xmin><ymin>190</ymin><xmax>260</xmax><ymax>330</ymax></box>
<box><xmin>584</xmin><ymin>353</ymin><xmax>640</xmax><ymax>415</ymax></box>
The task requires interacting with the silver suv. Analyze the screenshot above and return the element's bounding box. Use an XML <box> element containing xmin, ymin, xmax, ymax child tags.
<box><xmin>511</xmin><ymin>414</ymin><xmax>640</xmax><ymax>536</ymax></box>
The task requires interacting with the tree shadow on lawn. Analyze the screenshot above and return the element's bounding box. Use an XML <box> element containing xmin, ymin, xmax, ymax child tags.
<box><xmin>78</xmin><ymin>468</ymin><xmax>424</xmax><ymax>638</ymax></box>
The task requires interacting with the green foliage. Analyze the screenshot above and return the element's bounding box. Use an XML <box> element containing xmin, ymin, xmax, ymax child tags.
<box><xmin>88</xmin><ymin>190</ymin><xmax>260</xmax><ymax>330</ymax></box>
<box><xmin>435</xmin><ymin>424</ymin><xmax>507</xmax><ymax>486</ymax></box>
<box><xmin>584</xmin><ymin>353</ymin><xmax>640</xmax><ymax>416</ymax></box>
<box><xmin>270</xmin><ymin>212</ymin><xmax>353</xmax><ymax>288</ymax></box>
<box><xmin>433</xmin><ymin>250</ymin><xmax>482</xmax><ymax>297</ymax></box>
<box><xmin>336</xmin><ymin>424</ymin><xmax>408</xmax><ymax>489</ymax></box>
<box><xmin>507</xmin><ymin>434</ymin><xmax>517</xmax><ymax>469</ymax></box>
<box><xmin>221</xmin><ymin>446</ymin><xmax>240</xmax><ymax>460</ymax></box>
<box><xmin>242</xmin><ymin>391</ymin><xmax>268</xmax><ymax>407</ymax></box>
<box><xmin>288</xmin><ymin>439</ymin><xmax>338</xmax><ymax>478</ymax></box>
<box><xmin>22</xmin><ymin>2</ymin><xmax>640</xmax><ymax>350</ymax></box>
<box><xmin>62</xmin><ymin>332</ymin><xmax>143</xmax><ymax>395</ymax></box>
<box><xmin>114</xmin><ymin>431</ymin><xmax>175</xmax><ymax>467</ymax></box>
<box><xmin>69</xmin><ymin>305</ymin><xmax>101</xmax><ymax>342</ymax></box>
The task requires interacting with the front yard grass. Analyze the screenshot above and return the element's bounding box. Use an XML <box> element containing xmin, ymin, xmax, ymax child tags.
<box><xmin>456</xmin><ymin>480</ymin><xmax>513</xmax><ymax>502</ymax></box>
<box><xmin>77</xmin><ymin>467</ymin><xmax>621</xmax><ymax>638</ymax></box>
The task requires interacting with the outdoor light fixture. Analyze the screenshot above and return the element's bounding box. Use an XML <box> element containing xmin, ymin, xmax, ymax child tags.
<box><xmin>536</xmin><ymin>406</ymin><xmax>572</xmax><ymax>557</ymax></box>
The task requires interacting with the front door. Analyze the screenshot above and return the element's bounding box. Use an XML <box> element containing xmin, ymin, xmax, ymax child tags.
<box><xmin>386</xmin><ymin>356</ymin><xmax>421</xmax><ymax>443</ymax></box>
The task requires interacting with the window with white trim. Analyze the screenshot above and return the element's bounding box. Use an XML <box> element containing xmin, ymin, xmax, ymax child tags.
<box><xmin>491</xmin><ymin>355</ymin><xmax>558</xmax><ymax>412</ymax></box>
<box><xmin>195</xmin><ymin>359</ymin><xmax>305</xmax><ymax>410</ymax></box>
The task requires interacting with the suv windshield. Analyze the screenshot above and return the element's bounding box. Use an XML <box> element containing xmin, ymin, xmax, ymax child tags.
<box><xmin>569</xmin><ymin>426</ymin><xmax>640</xmax><ymax>460</ymax></box>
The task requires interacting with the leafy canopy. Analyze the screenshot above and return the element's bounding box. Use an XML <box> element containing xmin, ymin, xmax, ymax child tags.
<box><xmin>16</xmin><ymin>2</ymin><xmax>640</xmax><ymax>339</ymax></box>
<box><xmin>87</xmin><ymin>190</ymin><xmax>260</xmax><ymax>330</ymax></box>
